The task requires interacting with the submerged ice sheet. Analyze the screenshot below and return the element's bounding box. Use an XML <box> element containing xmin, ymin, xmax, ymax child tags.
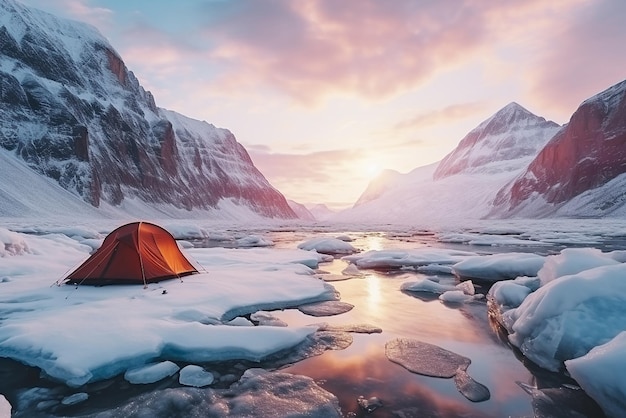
<box><xmin>385</xmin><ymin>338</ymin><xmax>490</xmax><ymax>403</ymax></box>
<box><xmin>0</xmin><ymin>230</ymin><xmax>336</xmax><ymax>387</ymax></box>
<box><xmin>385</xmin><ymin>338</ymin><xmax>470</xmax><ymax>378</ymax></box>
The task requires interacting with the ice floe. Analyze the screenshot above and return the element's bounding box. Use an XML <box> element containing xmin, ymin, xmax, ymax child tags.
<box><xmin>297</xmin><ymin>237</ymin><xmax>357</xmax><ymax>255</ymax></box>
<box><xmin>178</xmin><ymin>365</ymin><xmax>215</xmax><ymax>387</ymax></box>
<box><xmin>452</xmin><ymin>252</ymin><xmax>545</xmax><ymax>281</ymax></box>
<box><xmin>343</xmin><ymin>248</ymin><xmax>476</xmax><ymax>270</ymax></box>
<box><xmin>124</xmin><ymin>361</ymin><xmax>180</xmax><ymax>384</ymax></box>
<box><xmin>385</xmin><ymin>338</ymin><xmax>490</xmax><ymax>402</ymax></box>
<box><xmin>297</xmin><ymin>300</ymin><xmax>354</xmax><ymax>317</ymax></box>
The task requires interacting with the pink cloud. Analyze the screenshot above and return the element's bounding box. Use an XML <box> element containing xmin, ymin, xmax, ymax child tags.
<box><xmin>195</xmin><ymin>0</ymin><xmax>591</xmax><ymax>105</ymax></box>
<box><xmin>524</xmin><ymin>0</ymin><xmax>626</xmax><ymax>121</ymax></box>
<box><xmin>393</xmin><ymin>102</ymin><xmax>489</xmax><ymax>132</ymax></box>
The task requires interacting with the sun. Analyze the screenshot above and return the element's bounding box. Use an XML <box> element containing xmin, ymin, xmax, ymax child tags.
<box><xmin>365</xmin><ymin>162</ymin><xmax>381</xmax><ymax>177</ymax></box>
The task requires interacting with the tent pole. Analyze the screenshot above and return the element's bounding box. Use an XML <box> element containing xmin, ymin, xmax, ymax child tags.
<box><xmin>138</xmin><ymin>221</ymin><xmax>148</xmax><ymax>289</ymax></box>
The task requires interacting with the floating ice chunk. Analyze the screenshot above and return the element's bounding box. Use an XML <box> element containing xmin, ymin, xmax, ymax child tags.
<box><xmin>61</xmin><ymin>392</ymin><xmax>88</xmax><ymax>405</ymax></box>
<box><xmin>566</xmin><ymin>331</ymin><xmax>626</xmax><ymax>418</ymax></box>
<box><xmin>335</xmin><ymin>235</ymin><xmax>353</xmax><ymax>242</ymax></box>
<box><xmin>504</xmin><ymin>263</ymin><xmax>626</xmax><ymax>371</ymax></box>
<box><xmin>452</xmin><ymin>253</ymin><xmax>545</xmax><ymax>281</ymax></box>
<box><xmin>416</xmin><ymin>264</ymin><xmax>454</xmax><ymax>275</ymax></box>
<box><xmin>385</xmin><ymin>338</ymin><xmax>470</xmax><ymax>378</ymax></box>
<box><xmin>357</xmin><ymin>396</ymin><xmax>383</xmax><ymax>412</ymax></box>
<box><xmin>538</xmin><ymin>248</ymin><xmax>619</xmax><ymax>285</ymax></box>
<box><xmin>439</xmin><ymin>290</ymin><xmax>474</xmax><ymax>303</ymax></box>
<box><xmin>124</xmin><ymin>361</ymin><xmax>180</xmax><ymax>384</ymax></box>
<box><xmin>455</xmin><ymin>280</ymin><xmax>475</xmax><ymax>295</ymax></box>
<box><xmin>488</xmin><ymin>281</ymin><xmax>532</xmax><ymax>309</ymax></box>
<box><xmin>400</xmin><ymin>278</ymin><xmax>455</xmax><ymax>294</ymax></box>
<box><xmin>298</xmin><ymin>300</ymin><xmax>354</xmax><ymax>317</ymax></box>
<box><xmin>317</xmin><ymin>323</ymin><xmax>383</xmax><ymax>334</ymax></box>
<box><xmin>341</xmin><ymin>263</ymin><xmax>363</xmax><ymax>276</ymax></box>
<box><xmin>298</xmin><ymin>237</ymin><xmax>357</xmax><ymax>255</ymax></box>
<box><xmin>179</xmin><ymin>365</ymin><xmax>214</xmax><ymax>387</ymax></box>
<box><xmin>236</xmin><ymin>235</ymin><xmax>274</xmax><ymax>247</ymax></box>
<box><xmin>454</xmin><ymin>367</ymin><xmax>490</xmax><ymax>402</ymax></box>
<box><xmin>344</xmin><ymin>248</ymin><xmax>476</xmax><ymax>270</ymax></box>
<box><xmin>0</xmin><ymin>394</ymin><xmax>10</xmax><ymax>417</ymax></box>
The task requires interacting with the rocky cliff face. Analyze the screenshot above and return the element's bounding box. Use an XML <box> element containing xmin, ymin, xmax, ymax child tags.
<box><xmin>492</xmin><ymin>79</ymin><xmax>626</xmax><ymax>216</ymax></box>
<box><xmin>0</xmin><ymin>0</ymin><xmax>296</xmax><ymax>219</ymax></box>
<box><xmin>434</xmin><ymin>102</ymin><xmax>560</xmax><ymax>179</ymax></box>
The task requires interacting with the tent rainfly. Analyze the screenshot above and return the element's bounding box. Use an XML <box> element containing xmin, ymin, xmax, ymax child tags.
<box><xmin>63</xmin><ymin>221</ymin><xmax>198</xmax><ymax>286</ymax></box>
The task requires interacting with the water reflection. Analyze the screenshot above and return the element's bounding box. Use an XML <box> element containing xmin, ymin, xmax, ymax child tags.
<box><xmin>285</xmin><ymin>335</ymin><xmax>515</xmax><ymax>418</ymax></box>
<box><xmin>364</xmin><ymin>274</ymin><xmax>382</xmax><ymax>317</ymax></box>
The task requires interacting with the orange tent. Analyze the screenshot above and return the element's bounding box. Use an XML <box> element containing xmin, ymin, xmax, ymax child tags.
<box><xmin>64</xmin><ymin>222</ymin><xmax>198</xmax><ymax>286</ymax></box>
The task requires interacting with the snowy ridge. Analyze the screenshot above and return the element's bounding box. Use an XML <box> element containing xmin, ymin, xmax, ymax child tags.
<box><xmin>433</xmin><ymin>102</ymin><xmax>560</xmax><ymax>179</ymax></box>
<box><xmin>0</xmin><ymin>0</ymin><xmax>296</xmax><ymax>220</ymax></box>
<box><xmin>353</xmin><ymin>169</ymin><xmax>403</xmax><ymax>207</ymax></box>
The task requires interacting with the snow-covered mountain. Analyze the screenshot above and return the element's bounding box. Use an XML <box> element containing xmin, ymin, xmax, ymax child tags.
<box><xmin>0</xmin><ymin>0</ymin><xmax>296</xmax><ymax>219</ymax></box>
<box><xmin>433</xmin><ymin>102</ymin><xmax>560</xmax><ymax>179</ymax></box>
<box><xmin>334</xmin><ymin>104</ymin><xmax>560</xmax><ymax>225</ymax></box>
<box><xmin>492</xmin><ymin>79</ymin><xmax>626</xmax><ymax>217</ymax></box>
<box><xmin>307</xmin><ymin>204</ymin><xmax>337</xmax><ymax>221</ymax></box>
<box><xmin>287</xmin><ymin>200</ymin><xmax>316</xmax><ymax>221</ymax></box>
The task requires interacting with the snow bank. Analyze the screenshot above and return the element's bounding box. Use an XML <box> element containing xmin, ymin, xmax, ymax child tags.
<box><xmin>452</xmin><ymin>252</ymin><xmax>545</xmax><ymax>281</ymax></box>
<box><xmin>0</xmin><ymin>230</ymin><xmax>336</xmax><ymax>387</ymax></box>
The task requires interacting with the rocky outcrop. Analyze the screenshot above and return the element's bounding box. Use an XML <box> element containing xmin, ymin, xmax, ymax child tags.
<box><xmin>434</xmin><ymin>102</ymin><xmax>560</xmax><ymax>179</ymax></box>
<box><xmin>0</xmin><ymin>0</ymin><xmax>295</xmax><ymax>219</ymax></box>
<box><xmin>493</xmin><ymin>79</ymin><xmax>626</xmax><ymax>215</ymax></box>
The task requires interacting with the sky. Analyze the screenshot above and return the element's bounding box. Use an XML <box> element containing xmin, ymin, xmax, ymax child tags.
<box><xmin>18</xmin><ymin>0</ymin><xmax>626</xmax><ymax>210</ymax></box>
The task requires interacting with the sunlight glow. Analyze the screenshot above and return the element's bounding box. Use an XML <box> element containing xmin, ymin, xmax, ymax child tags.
<box><xmin>366</xmin><ymin>162</ymin><xmax>381</xmax><ymax>177</ymax></box>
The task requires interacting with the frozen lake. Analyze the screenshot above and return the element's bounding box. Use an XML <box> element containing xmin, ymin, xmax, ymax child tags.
<box><xmin>2</xmin><ymin>219</ymin><xmax>624</xmax><ymax>417</ymax></box>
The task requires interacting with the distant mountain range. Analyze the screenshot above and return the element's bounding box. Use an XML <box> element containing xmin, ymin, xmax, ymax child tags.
<box><xmin>336</xmin><ymin>79</ymin><xmax>626</xmax><ymax>224</ymax></box>
<box><xmin>0</xmin><ymin>0</ymin><xmax>296</xmax><ymax>219</ymax></box>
